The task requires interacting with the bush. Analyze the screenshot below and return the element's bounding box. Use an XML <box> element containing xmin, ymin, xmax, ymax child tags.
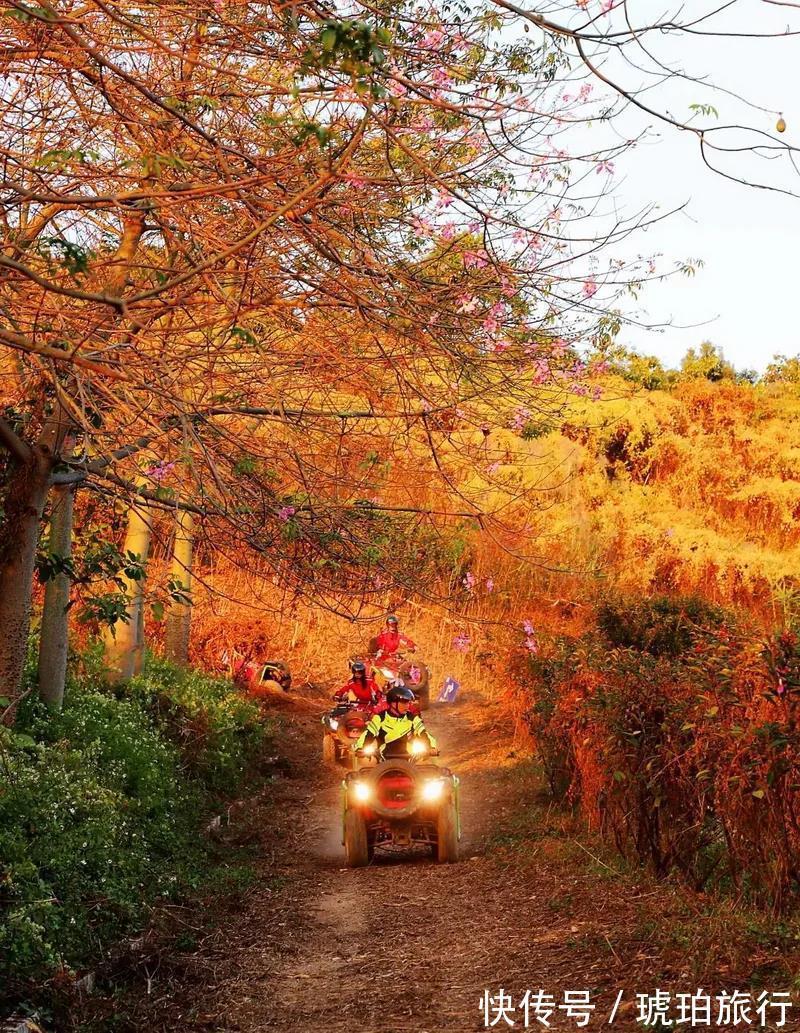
<box><xmin>0</xmin><ymin>652</ymin><xmax>270</xmax><ymax>997</ymax></box>
<box><xmin>597</xmin><ymin>594</ymin><xmax>727</xmax><ymax>656</ymax></box>
<box><xmin>514</xmin><ymin>600</ymin><xmax>800</xmax><ymax>909</ymax></box>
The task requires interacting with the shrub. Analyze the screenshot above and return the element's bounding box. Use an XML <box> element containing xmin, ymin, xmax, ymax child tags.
<box><xmin>597</xmin><ymin>594</ymin><xmax>727</xmax><ymax>656</ymax></box>
<box><xmin>514</xmin><ymin>600</ymin><xmax>800</xmax><ymax>909</ymax></box>
<box><xmin>0</xmin><ymin>652</ymin><xmax>270</xmax><ymax>998</ymax></box>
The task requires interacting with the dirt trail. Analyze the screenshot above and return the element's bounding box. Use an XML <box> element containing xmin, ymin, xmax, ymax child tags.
<box><xmin>122</xmin><ymin>689</ymin><xmax>800</xmax><ymax>1033</ymax></box>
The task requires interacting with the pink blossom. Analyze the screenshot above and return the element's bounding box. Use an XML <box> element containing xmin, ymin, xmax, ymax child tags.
<box><xmin>453</xmin><ymin>632</ymin><xmax>471</xmax><ymax>653</ymax></box>
<box><xmin>278</xmin><ymin>506</ymin><xmax>296</xmax><ymax>521</ymax></box>
<box><xmin>440</xmin><ymin>222</ymin><xmax>457</xmax><ymax>241</ymax></box>
<box><xmin>493</xmin><ymin>340</ymin><xmax>511</xmax><ymax>354</ymax></box>
<box><xmin>524</xmin><ymin>636</ymin><xmax>539</xmax><ymax>654</ymax></box>
<box><xmin>487</xmin><ymin>461</ymin><xmax>501</xmax><ymax>475</ymax></box>
<box><xmin>146</xmin><ymin>461</ymin><xmax>175</xmax><ymax>482</ymax></box>
<box><xmin>511</xmin><ymin>407</ymin><xmax>530</xmax><ymax>432</ymax></box>
<box><xmin>468</xmin><ymin>219</ymin><xmax>482</xmax><ymax>232</ymax></box>
<box><xmin>522</xmin><ymin>620</ymin><xmax>536</xmax><ymax>636</ymax></box>
<box><xmin>344</xmin><ymin>173</ymin><xmax>367</xmax><ymax>189</ymax></box>
<box><xmin>420</xmin><ymin>29</ymin><xmax>445</xmax><ymax>49</ymax></box>
<box><xmin>436</xmin><ymin>192</ymin><xmax>455</xmax><ymax>209</ymax></box>
<box><xmin>596</xmin><ymin>160</ymin><xmax>614</xmax><ymax>175</ymax></box>
<box><xmin>388</xmin><ymin>79</ymin><xmax>408</xmax><ymax>98</ymax></box>
<box><xmin>591</xmin><ymin>386</ymin><xmax>603</xmax><ymax>401</ymax></box>
<box><xmin>457</xmin><ymin>294</ymin><xmax>479</xmax><ymax>314</ymax></box>
<box><xmin>463</xmin><ymin>249</ymin><xmax>488</xmax><ymax>270</ymax></box>
<box><xmin>431</xmin><ymin>68</ymin><xmax>452</xmax><ymax>88</ymax></box>
<box><xmin>601</xmin><ymin>0</ymin><xmax>614</xmax><ymax>10</ymax></box>
<box><xmin>579</xmin><ymin>83</ymin><xmax>593</xmax><ymax>100</ymax></box>
<box><xmin>582</xmin><ymin>279</ymin><xmax>599</xmax><ymax>298</ymax></box>
<box><xmin>483</xmin><ymin>316</ymin><xmax>499</xmax><ymax>334</ymax></box>
<box><xmin>485</xmin><ymin>578</ymin><xmax>494</xmax><ymax>593</ymax></box>
<box><xmin>463</xmin><ymin>572</ymin><xmax>476</xmax><ymax>591</ymax></box>
<box><xmin>531</xmin><ymin>360</ymin><xmax>549</xmax><ymax>384</ymax></box>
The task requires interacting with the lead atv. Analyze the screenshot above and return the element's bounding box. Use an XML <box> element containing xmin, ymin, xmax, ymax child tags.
<box><xmin>341</xmin><ymin>738</ymin><xmax>460</xmax><ymax>866</ymax></box>
<box><xmin>321</xmin><ymin>700</ymin><xmax>372</xmax><ymax>768</ymax></box>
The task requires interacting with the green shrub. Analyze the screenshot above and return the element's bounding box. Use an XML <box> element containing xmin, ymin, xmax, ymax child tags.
<box><xmin>0</xmin><ymin>652</ymin><xmax>271</xmax><ymax>999</ymax></box>
<box><xmin>597</xmin><ymin>594</ymin><xmax>727</xmax><ymax>657</ymax></box>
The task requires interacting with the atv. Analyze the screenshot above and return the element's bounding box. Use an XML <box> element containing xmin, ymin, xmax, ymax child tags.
<box><xmin>374</xmin><ymin>653</ymin><xmax>431</xmax><ymax>710</ymax></box>
<box><xmin>341</xmin><ymin>738</ymin><xmax>460</xmax><ymax>866</ymax></box>
<box><xmin>321</xmin><ymin>700</ymin><xmax>372</xmax><ymax>768</ymax></box>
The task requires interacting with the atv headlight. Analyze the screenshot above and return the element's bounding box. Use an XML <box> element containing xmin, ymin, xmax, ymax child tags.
<box><xmin>361</xmin><ymin>742</ymin><xmax>377</xmax><ymax>756</ymax></box>
<box><xmin>409</xmin><ymin>738</ymin><xmax>428</xmax><ymax>756</ymax></box>
<box><xmin>422</xmin><ymin>779</ymin><xmax>445</xmax><ymax>802</ymax></box>
<box><xmin>352</xmin><ymin>781</ymin><xmax>371</xmax><ymax>802</ymax></box>
<box><xmin>329</xmin><ymin>719</ymin><xmax>339</xmax><ymax>731</ymax></box>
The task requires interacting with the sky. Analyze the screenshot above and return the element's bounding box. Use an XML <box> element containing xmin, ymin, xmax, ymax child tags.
<box><xmin>522</xmin><ymin>2</ymin><xmax>800</xmax><ymax>373</ymax></box>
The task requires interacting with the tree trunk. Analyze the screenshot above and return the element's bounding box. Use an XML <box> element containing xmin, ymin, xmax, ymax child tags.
<box><xmin>37</xmin><ymin>483</ymin><xmax>76</xmax><ymax>709</ymax></box>
<box><xmin>0</xmin><ymin>452</ymin><xmax>52</xmax><ymax>712</ymax></box>
<box><xmin>103</xmin><ymin>503</ymin><xmax>152</xmax><ymax>683</ymax></box>
<box><xmin>164</xmin><ymin>508</ymin><xmax>194</xmax><ymax>664</ymax></box>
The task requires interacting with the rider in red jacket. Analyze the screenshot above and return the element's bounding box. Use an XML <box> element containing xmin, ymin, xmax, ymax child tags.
<box><xmin>334</xmin><ymin>660</ymin><xmax>383</xmax><ymax>707</ymax></box>
<box><xmin>374</xmin><ymin>615</ymin><xmax>416</xmax><ymax>661</ymax></box>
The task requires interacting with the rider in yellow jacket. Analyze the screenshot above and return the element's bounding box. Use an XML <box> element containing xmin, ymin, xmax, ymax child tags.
<box><xmin>354</xmin><ymin>684</ymin><xmax>437</xmax><ymax>756</ymax></box>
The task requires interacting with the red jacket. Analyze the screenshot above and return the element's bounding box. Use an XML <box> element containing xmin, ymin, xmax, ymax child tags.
<box><xmin>335</xmin><ymin>676</ymin><xmax>381</xmax><ymax>705</ymax></box>
<box><xmin>374</xmin><ymin>629</ymin><xmax>415</xmax><ymax>659</ymax></box>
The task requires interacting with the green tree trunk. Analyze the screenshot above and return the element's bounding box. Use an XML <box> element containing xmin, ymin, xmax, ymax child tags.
<box><xmin>164</xmin><ymin>508</ymin><xmax>194</xmax><ymax>665</ymax></box>
<box><xmin>37</xmin><ymin>483</ymin><xmax>76</xmax><ymax>709</ymax></box>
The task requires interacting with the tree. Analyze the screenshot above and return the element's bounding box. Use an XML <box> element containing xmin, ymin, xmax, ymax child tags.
<box><xmin>680</xmin><ymin>342</ymin><xmax>735</xmax><ymax>382</ymax></box>
<box><xmin>0</xmin><ymin>1</ymin><xmax>663</xmax><ymax>710</ymax></box>
<box><xmin>764</xmin><ymin>355</ymin><xmax>800</xmax><ymax>384</ymax></box>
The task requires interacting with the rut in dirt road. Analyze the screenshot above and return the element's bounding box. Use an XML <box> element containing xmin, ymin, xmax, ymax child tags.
<box><xmin>158</xmin><ymin>691</ymin><xmax>703</xmax><ymax>1033</ymax></box>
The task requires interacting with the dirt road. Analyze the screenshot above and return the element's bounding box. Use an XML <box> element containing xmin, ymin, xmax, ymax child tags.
<box><xmin>114</xmin><ymin>689</ymin><xmax>800</xmax><ymax>1032</ymax></box>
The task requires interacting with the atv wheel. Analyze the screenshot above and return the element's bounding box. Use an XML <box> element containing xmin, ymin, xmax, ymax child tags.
<box><xmin>322</xmin><ymin>733</ymin><xmax>337</xmax><ymax>766</ymax></box>
<box><xmin>436</xmin><ymin>798</ymin><xmax>459</xmax><ymax>864</ymax></box>
<box><xmin>344</xmin><ymin>809</ymin><xmax>370</xmax><ymax>867</ymax></box>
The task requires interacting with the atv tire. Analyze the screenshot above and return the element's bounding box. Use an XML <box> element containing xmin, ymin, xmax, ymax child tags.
<box><xmin>344</xmin><ymin>808</ymin><xmax>370</xmax><ymax>867</ymax></box>
<box><xmin>323</xmin><ymin>733</ymin><xmax>337</xmax><ymax>766</ymax></box>
<box><xmin>436</xmin><ymin>798</ymin><xmax>459</xmax><ymax>864</ymax></box>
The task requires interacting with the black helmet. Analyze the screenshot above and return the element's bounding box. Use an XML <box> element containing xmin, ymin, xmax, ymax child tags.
<box><xmin>386</xmin><ymin>684</ymin><xmax>416</xmax><ymax>704</ymax></box>
<box><xmin>386</xmin><ymin>614</ymin><xmax>399</xmax><ymax>626</ymax></box>
<box><xmin>351</xmin><ymin>660</ymin><xmax>366</xmax><ymax>676</ymax></box>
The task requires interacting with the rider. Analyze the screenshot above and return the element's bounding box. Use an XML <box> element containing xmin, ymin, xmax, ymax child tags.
<box><xmin>374</xmin><ymin>614</ymin><xmax>416</xmax><ymax>662</ymax></box>
<box><xmin>334</xmin><ymin>660</ymin><xmax>382</xmax><ymax>707</ymax></box>
<box><xmin>353</xmin><ymin>685</ymin><xmax>436</xmax><ymax>756</ymax></box>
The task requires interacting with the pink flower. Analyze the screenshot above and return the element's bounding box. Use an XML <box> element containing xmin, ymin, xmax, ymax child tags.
<box><xmin>440</xmin><ymin>222</ymin><xmax>457</xmax><ymax>241</ymax></box>
<box><xmin>485</xmin><ymin>578</ymin><xmax>494</xmax><ymax>593</ymax></box>
<box><xmin>453</xmin><ymin>632</ymin><xmax>471</xmax><ymax>653</ymax></box>
<box><xmin>596</xmin><ymin>160</ymin><xmax>614</xmax><ymax>175</ymax></box>
<box><xmin>278</xmin><ymin>506</ymin><xmax>296</xmax><ymax>521</ymax></box>
<box><xmin>463</xmin><ymin>249</ymin><xmax>488</xmax><ymax>270</ymax></box>
<box><xmin>525</xmin><ymin>636</ymin><xmax>539</xmax><ymax>654</ymax></box>
<box><xmin>146</xmin><ymin>461</ymin><xmax>175</xmax><ymax>482</ymax></box>
<box><xmin>493</xmin><ymin>340</ymin><xmax>511</xmax><ymax>354</ymax></box>
<box><xmin>388</xmin><ymin>80</ymin><xmax>408</xmax><ymax>98</ymax></box>
<box><xmin>420</xmin><ymin>29</ymin><xmax>445</xmax><ymax>49</ymax></box>
<box><xmin>463</xmin><ymin>572</ymin><xmax>476</xmax><ymax>591</ymax></box>
<box><xmin>483</xmin><ymin>316</ymin><xmax>499</xmax><ymax>334</ymax></box>
<box><xmin>457</xmin><ymin>294</ymin><xmax>479</xmax><ymax>314</ymax></box>
<box><xmin>522</xmin><ymin>619</ymin><xmax>536</xmax><ymax>636</ymax></box>
<box><xmin>487</xmin><ymin>461</ymin><xmax>501</xmax><ymax>475</ymax></box>
<box><xmin>511</xmin><ymin>407</ymin><xmax>530</xmax><ymax>432</ymax></box>
<box><xmin>436</xmin><ymin>193</ymin><xmax>455</xmax><ymax>209</ymax></box>
<box><xmin>344</xmin><ymin>173</ymin><xmax>367</xmax><ymax>189</ymax></box>
<box><xmin>582</xmin><ymin>279</ymin><xmax>599</xmax><ymax>298</ymax></box>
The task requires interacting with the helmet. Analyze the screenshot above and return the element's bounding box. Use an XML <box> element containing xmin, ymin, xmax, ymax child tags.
<box><xmin>386</xmin><ymin>684</ymin><xmax>416</xmax><ymax>705</ymax></box>
<box><xmin>350</xmin><ymin>660</ymin><xmax>367</xmax><ymax>677</ymax></box>
<box><xmin>386</xmin><ymin>614</ymin><xmax>399</xmax><ymax>626</ymax></box>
